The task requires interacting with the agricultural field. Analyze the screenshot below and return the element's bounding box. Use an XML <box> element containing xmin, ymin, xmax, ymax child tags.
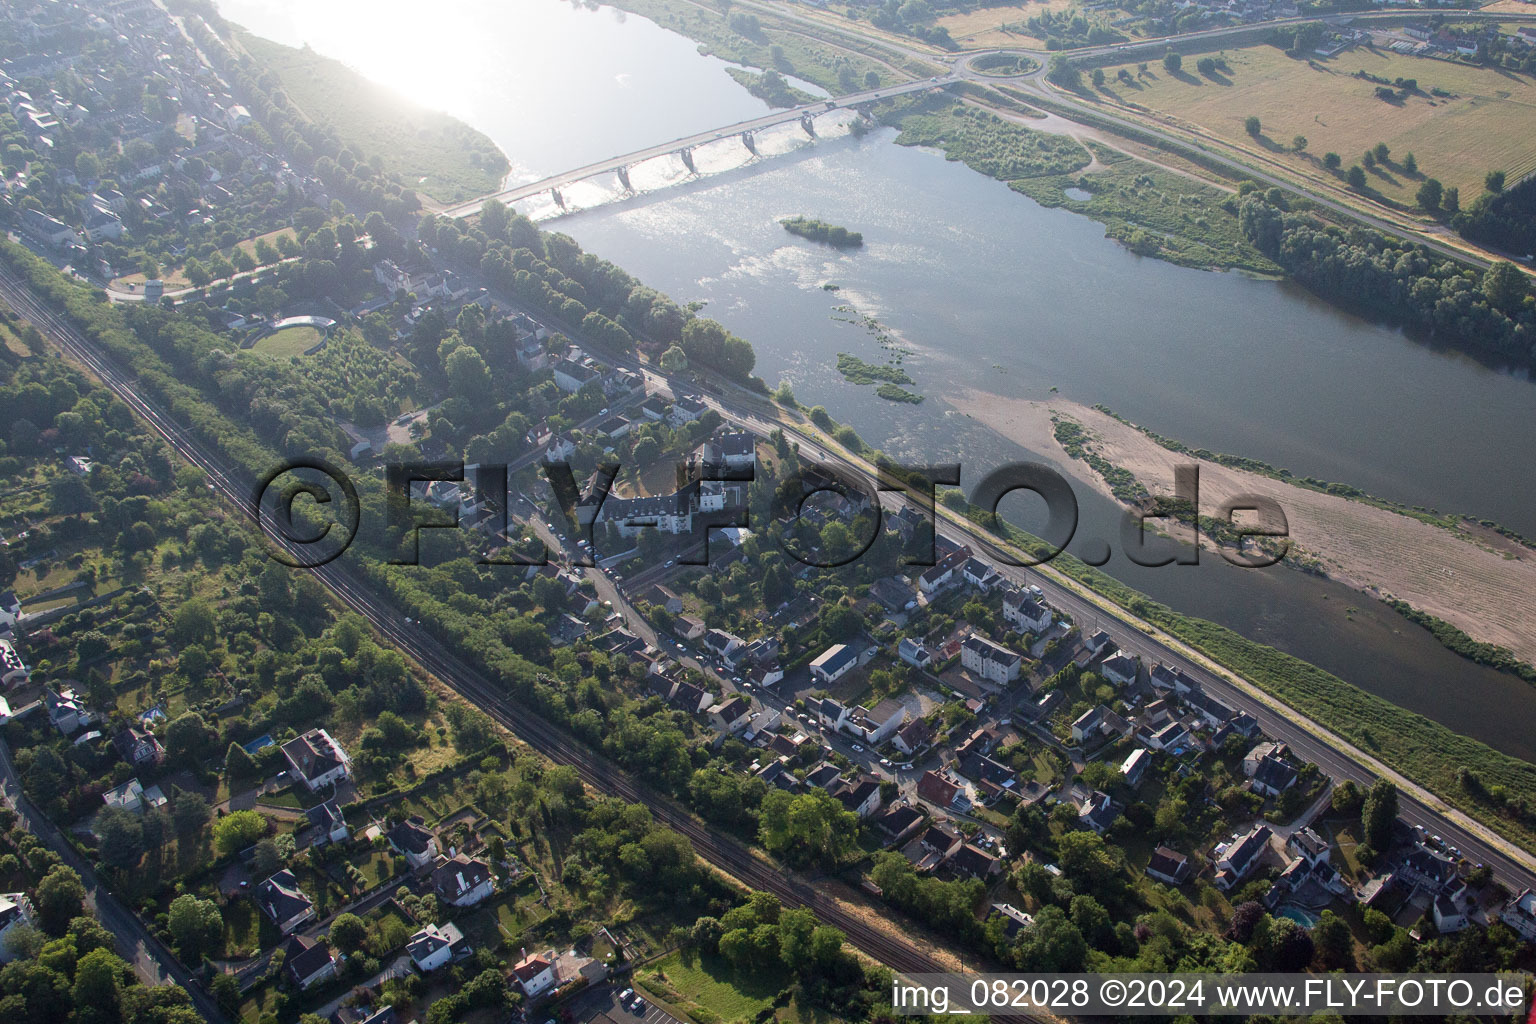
<box><xmin>1086</xmin><ymin>42</ymin><xmax>1536</xmax><ymax>205</ymax></box>
<box><xmin>239</xmin><ymin>33</ymin><xmax>509</xmax><ymax>203</ymax></box>
<box><xmin>934</xmin><ymin>1</ymin><xmax>1076</xmax><ymax>48</ymax></box>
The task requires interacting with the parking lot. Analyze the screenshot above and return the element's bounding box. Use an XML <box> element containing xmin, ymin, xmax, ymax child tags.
<box><xmin>567</xmin><ymin>980</ymin><xmax>690</xmax><ymax>1024</ymax></box>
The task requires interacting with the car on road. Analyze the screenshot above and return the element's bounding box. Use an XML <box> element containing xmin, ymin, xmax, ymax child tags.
<box><xmin>619</xmin><ymin>989</ymin><xmax>634</xmax><ymax>1002</ymax></box>
<box><xmin>851</xmin><ymin>743</ymin><xmax>864</xmax><ymax>752</ymax></box>
<box><xmin>631</xmin><ymin>999</ymin><xmax>646</xmax><ymax>1012</ymax></box>
<box><xmin>880</xmin><ymin>758</ymin><xmax>891</xmax><ymax>767</ymax></box>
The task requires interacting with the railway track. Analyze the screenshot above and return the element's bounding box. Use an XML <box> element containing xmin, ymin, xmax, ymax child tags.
<box><xmin>0</xmin><ymin>264</ymin><xmax>974</xmax><ymax>985</ymax></box>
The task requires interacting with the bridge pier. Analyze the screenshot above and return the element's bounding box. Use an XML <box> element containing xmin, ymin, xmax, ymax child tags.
<box><xmin>550</xmin><ymin>187</ymin><xmax>566</xmax><ymax>211</ymax></box>
<box><xmin>679</xmin><ymin>147</ymin><xmax>695</xmax><ymax>174</ymax></box>
<box><xmin>741</xmin><ymin>131</ymin><xmax>757</xmax><ymax>155</ymax></box>
<box><xmin>615</xmin><ymin>165</ymin><xmax>632</xmax><ymax>192</ymax></box>
<box><xmin>800</xmin><ymin>113</ymin><xmax>817</xmax><ymax>139</ymax></box>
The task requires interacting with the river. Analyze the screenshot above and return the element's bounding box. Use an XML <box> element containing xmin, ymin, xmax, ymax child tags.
<box><xmin>216</xmin><ymin>0</ymin><xmax>1536</xmax><ymax>763</ymax></box>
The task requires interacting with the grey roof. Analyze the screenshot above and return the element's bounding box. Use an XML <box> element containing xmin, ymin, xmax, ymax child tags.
<box><xmin>257</xmin><ymin>869</ymin><xmax>313</xmax><ymax>924</ymax></box>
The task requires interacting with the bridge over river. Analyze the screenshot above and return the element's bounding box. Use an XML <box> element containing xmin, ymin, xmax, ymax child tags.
<box><xmin>442</xmin><ymin>75</ymin><xmax>955</xmax><ymax>219</ymax></box>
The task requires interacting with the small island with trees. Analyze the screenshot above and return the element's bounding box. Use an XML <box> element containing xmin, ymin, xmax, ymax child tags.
<box><xmin>781</xmin><ymin>216</ymin><xmax>864</xmax><ymax>248</ymax></box>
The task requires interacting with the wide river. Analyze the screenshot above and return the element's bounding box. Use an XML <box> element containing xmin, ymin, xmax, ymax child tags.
<box><xmin>219</xmin><ymin>0</ymin><xmax>1536</xmax><ymax>762</ymax></box>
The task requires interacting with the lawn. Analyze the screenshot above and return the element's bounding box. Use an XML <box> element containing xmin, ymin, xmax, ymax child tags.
<box><xmin>250</xmin><ymin>326</ymin><xmax>324</xmax><ymax>359</ymax></box>
<box><xmin>1085</xmin><ymin>42</ymin><xmax>1536</xmax><ymax>205</ymax></box>
<box><xmin>638</xmin><ymin>951</ymin><xmax>785</xmax><ymax>1024</ymax></box>
<box><xmin>935</xmin><ymin>1</ymin><xmax>1076</xmax><ymax>49</ymax></box>
<box><xmin>239</xmin><ymin>33</ymin><xmax>509</xmax><ymax>204</ymax></box>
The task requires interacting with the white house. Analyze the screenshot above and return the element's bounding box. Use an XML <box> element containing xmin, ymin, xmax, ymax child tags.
<box><xmin>960</xmin><ymin>558</ymin><xmax>1002</xmax><ymax>591</ymax></box>
<box><xmin>282</xmin><ymin>729</ymin><xmax>352</xmax><ymax>792</ymax></box>
<box><xmin>1214</xmin><ymin>825</ymin><xmax>1273</xmax><ymax>890</ymax></box>
<box><xmin>1119</xmin><ymin>747</ymin><xmax>1152</xmax><ymax>787</ymax></box>
<box><xmin>0</xmin><ymin>591</ymin><xmax>21</xmax><ymax>634</ymax></box>
<box><xmin>257</xmin><ymin>870</ymin><xmax>316</xmax><ymax>933</ymax></box>
<box><xmin>897</xmin><ymin>637</ymin><xmax>931</xmax><ymax>669</ymax></box>
<box><xmin>1500</xmin><ymin>889</ymin><xmax>1536</xmax><ymax>943</ymax></box>
<box><xmin>282</xmin><ymin>934</ymin><xmax>337</xmax><ymax>989</ymax></box>
<box><xmin>101</xmin><ymin>778</ymin><xmax>144</xmax><ymax>814</ymax></box>
<box><xmin>433</xmin><ymin>853</ymin><xmax>495</xmax><ymax>907</ymax></box>
<box><xmin>512</xmin><ymin>949</ymin><xmax>558</xmax><ymax>997</ymax></box>
<box><xmin>0</xmin><ymin>894</ymin><xmax>35</xmax><ymax>962</ymax></box>
<box><xmin>0</xmin><ymin>640</ymin><xmax>30</xmax><ymax>688</ymax></box>
<box><xmin>387</xmin><ymin>816</ymin><xmax>439</xmax><ymax>870</ymax></box>
<box><xmin>960</xmin><ymin>635</ymin><xmax>1021</xmax><ymax>685</ymax></box>
<box><xmin>1432</xmin><ymin>886</ymin><xmax>1470</xmax><ymax>934</ymax></box>
<box><xmin>810</xmin><ymin>644</ymin><xmax>857</xmax><ymax>684</ymax></box>
<box><xmin>1002</xmin><ymin>590</ymin><xmax>1053</xmax><ymax>634</ymax></box>
<box><xmin>849</xmin><ymin>699</ymin><xmax>906</xmax><ymax>744</ymax></box>
<box><xmin>407</xmin><ymin>921</ymin><xmax>465</xmax><ymax>972</ymax></box>
<box><xmin>1100</xmin><ymin>652</ymin><xmax>1138</xmax><ymax>687</ymax></box>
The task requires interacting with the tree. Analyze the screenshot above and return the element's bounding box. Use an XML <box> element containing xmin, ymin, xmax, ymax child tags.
<box><xmin>225</xmin><ymin>741</ymin><xmax>259</xmax><ymax>782</ymax></box>
<box><xmin>1291</xmin><ymin>135</ymin><xmax>1307</xmax><ymax>153</ymax></box>
<box><xmin>1485</xmin><ymin>169</ymin><xmax>1506</xmax><ymax>193</ymax></box>
<box><xmin>172</xmin><ymin>791</ymin><xmax>212</xmax><ymax>836</ymax></box>
<box><xmin>1403</xmin><ymin>151</ymin><xmax>1417</xmax><ymax>174</ymax></box>
<box><xmin>1163</xmin><ymin>51</ymin><xmax>1182</xmax><ymax>73</ymax></box>
<box><xmin>33</xmin><ymin>864</ymin><xmax>86</xmax><ymax>934</ymax></box>
<box><xmin>1197</xmin><ymin>56</ymin><xmax>1217</xmax><ymax>76</ymax></box>
<box><xmin>212</xmin><ymin>809</ymin><xmax>267</xmax><ymax>856</ymax></box>
<box><xmin>72</xmin><ymin>947</ymin><xmax>125</xmax><ymax>1019</ymax></box>
<box><xmin>1416</xmin><ymin>178</ymin><xmax>1443</xmax><ymax>211</ymax></box>
<box><xmin>168</xmin><ymin>893</ymin><xmax>223</xmax><ymax>959</ymax></box>
<box><xmin>164</xmin><ymin>711</ymin><xmax>212</xmax><ymax>765</ymax></box>
<box><xmin>169</xmin><ymin>597</ymin><xmax>217</xmax><ymax>646</ymax></box>
<box><xmin>445</xmin><ymin>344</ymin><xmax>494</xmax><ymax>404</ymax></box>
<box><xmin>96</xmin><ymin>806</ymin><xmax>146</xmax><ymax>870</ymax></box>
<box><xmin>1312</xmin><ymin>910</ymin><xmax>1355</xmax><ymax>970</ymax></box>
<box><xmin>1323</xmin><ymin>152</ymin><xmax>1341</xmax><ymax>170</ymax></box>
<box><xmin>757</xmin><ymin>788</ymin><xmax>859</xmax><ymax>869</ymax></box>
<box><xmin>1482</xmin><ymin>260</ymin><xmax>1528</xmax><ymax>314</ymax></box>
<box><xmin>183</xmin><ymin>258</ymin><xmax>211</xmax><ymax>289</ymax></box>
<box><xmin>329</xmin><ymin>912</ymin><xmax>367</xmax><ymax>954</ymax></box>
<box><xmin>659</xmin><ymin>344</ymin><xmax>688</xmax><ymax>373</ymax></box>
<box><xmin>1362</xmin><ymin>150</ymin><xmax>1376</xmax><ymax>168</ymax></box>
<box><xmin>1373</xmin><ymin>142</ymin><xmax>1390</xmax><ymax>164</ymax></box>
<box><xmin>1347</xmin><ymin>165</ymin><xmax>1367</xmax><ymax>190</ymax></box>
<box><xmin>1244</xmin><ymin>115</ymin><xmax>1261</xmax><ymax>136</ymax></box>
<box><xmin>1361</xmin><ymin>778</ymin><xmax>1398</xmax><ymax>850</ymax></box>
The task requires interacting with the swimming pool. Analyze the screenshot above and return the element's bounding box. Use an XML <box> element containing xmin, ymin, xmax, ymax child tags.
<box><xmin>1277</xmin><ymin>905</ymin><xmax>1320</xmax><ymax>928</ymax></box>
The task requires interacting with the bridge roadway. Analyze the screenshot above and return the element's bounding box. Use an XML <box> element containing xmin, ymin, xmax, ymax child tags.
<box><xmin>442</xmin><ymin>74</ymin><xmax>955</xmax><ymax>219</ymax></box>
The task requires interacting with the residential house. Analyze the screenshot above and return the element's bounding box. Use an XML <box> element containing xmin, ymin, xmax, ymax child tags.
<box><xmin>1215</xmin><ymin>825</ymin><xmax>1273</xmax><ymax>890</ymax></box>
<box><xmin>810</xmin><ymin>643</ymin><xmax>857</xmax><ymax>684</ymax></box>
<box><xmin>329</xmin><ymin>1005</ymin><xmax>396</xmax><ymax>1024</ymax></box>
<box><xmin>257</xmin><ymin>870</ymin><xmax>316</xmax><ymax>933</ymax></box>
<box><xmin>875</xmin><ymin>805</ymin><xmax>925</xmax><ymax>844</ymax></box>
<box><xmin>1100</xmin><ymin>653</ymin><xmax>1139</xmax><ymax>687</ymax></box>
<box><xmin>1432</xmin><ymin>887</ymin><xmax>1470</xmax><ymax>934</ymax></box>
<box><xmin>805</xmin><ymin>763</ymin><xmax>844</xmax><ymax>791</ymax></box>
<box><xmin>1500</xmin><ymin>889</ymin><xmax>1536</xmax><ymax>943</ymax></box>
<box><xmin>707</xmin><ymin>697</ymin><xmax>753</xmax><ymax>735</ymax></box>
<box><xmin>637</xmin><ymin>395</ymin><xmax>670</xmax><ymax>421</ymax></box>
<box><xmin>1119</xmin><ymin>747</ymin><xmax>1152</xmax><ymax>787</ymax></box>
<box><xmin>306</xmin><ymin>801</ymin><xmax>349</xmax><ymax>845</ymax></box>
<box><xmin>1146</xmin><ymin>720</ymin><xmax>1188</xmax><ymax>751</ymax></box>
<box><xmin>746</xmin><ymin>663</ymin><xmax>785</xmax><ymax>688</ymax></box>
<box><xmin>897</xmin><ymin>637</ymin><xmax>931</xmax><ymax>669</ymax></box>
<box><xmin>433</xmin><ymin>852</ymin><xmax>495</xmax><ymax>907</ymax></box>
<box><xmin>1070</xmin><ymin>706</ymin><xmax>1107</xmax><ymax>744</ymax></box>
<box><xmin>388</xmin><ymin>816</ymin><xmax>440</xmax><ymax>870</ymax></box>
<box><xmin>676</xmin><ymin>615</ymin><xmax>706</xmax><ymax>641</ymax></box>
<box><xmin>1243</xmin><ymin>741</ymin><xmax>1287</xmax><ymax>777</ymax></box>
<box><xmin>989</xmin><ymin>902</ymin><xmax>1035</xmax><ymax>938</ymax></box>
<box><xmin>701</xmin><ymin>431</ymin><xmax>757</xmax><ymax>472</ymax></box>
<box><xmin>112</xmin><ymin>726</ymin><xmax>163</xmax><ymax>768</ymax></box>
<box><xmin>893</xmin><ymin>718</ymin><xmax>935</xmax><ymax>757</ymax></box>
<box><xmin>917</xmin><ymin>548</ymin><xmax>970</xmax><ymax>596</ymax></box>
<box><xmin>544</xmin><ymin>432</ymin><xmax>578</xmax><ymax>463</ymax></box>
<box><xmin>1183</xmin><ymin>687</ymin><xmax>1236</xmax><ymax>729</ymax></box>
<box><xmin>282</xmin><ymin>935</ymin><xmax>337</xmax><ymax>989</ymax></box>
<box><xmin>408</xmin><ymin>921</ymin><xmax>466</xmax><ymax>972</ymax></box>
<box><xmin>101</xmin><ymin>778</ymin><xmax>144</xmax><ymax>814</ymax></box>
<box><xmin>1250</xmin><ymin>753</ymin><xmax>1299</xmax><ymax>799</ymax></box>
<box><xmin>849</xmin><ymin>698</ymin><xmax>906</xmax><ymax>744</ymax></box>
<box><xmin>960</xmin><ymin>635</ymin><xmax>1022</xmax><ymax>685</ymax></box>
<box><xmin>1078</xmin><ymin>790</ymin><xmax>1118</xmax><ymax>834</ymax></box>
<box><xmin>641</xmin><ymin>585</ymin><xmax>683</xmax><ymax>614</ymax></box>
<box><xmin>831</xmin><ymin>774</ymin><xmax>884</xmax><ymax>818</ymax></box>
<box><xmin>960</xmin><ymin>558</ymin><xmax>1003</xmax><ymax>591</ymax></box>
<box><xmin>0</xmin><ymin>641</ymin><xmax>31</xmax><ymax>688</ymax></box>
<box><xmin>1150</xmin><ymin>664</ymin><xmax>1193</xmax><ymax>694</ymax></box>
<box><xmin>1085</xmin><ymin>629</ymin><xmax>1113</xmax><ymax>653</ymax></box>
<box><xmin>1145</xmin><ymin>846</ymin><xmax>1191</xmax><ymax>885</ymax></box>
<box><xmin>947</xmin><ymin>843</ymin><xmax>1001</xmax><ymax>880</ymax></box>
<box><xmin>703</xmin><ymin>629</ymin><xmax>746</xmax><ymax>660</ymax></box>
<box><xmin>668</xmin><ymin>681</ymin><xmax>712</xmax><ymax>715</ymax></box>
<box><xmin>512</xmin><ymin>949</ymin><xmax>558</xmax><ymax>997</ymax></box>
<box><xmin>1287</xmin><ymin>827</ymin><xmax>1330</xmax><ymax>867</ymax></box>
<box><xmin>1399</xmin><ymin>844</ymin><xmax>1458</xmax><ymax>894</ymax></box>
<box><xmin>0</xmin><ymin>591</ymin><xmax>20</xmax><ymax>634</ymax></box>
<box><xmin>870</xmin><ymin>577</ymin><xmax>916</xmax><ymax>614</ymax></box>
<box><xmin>0</xmin><ymin>894</ymin><xmax>35</xmax><ymax>963</ymax></box>
<box><xmin>669</xmin><ymin>396</ymin><xmax>708</xmax><ymax>425</ymax></box>
<box><xmin>916</xmin><ymin>770</ymin><xmax>961</xmax><ymax>809</ymax></box>
<box><xmin>552</xmin><ymin>358</ymin><xmax>601</xmax><ymax>393</ymax></box>
<box><xmin>282</xmin><ymin>729</ymin><xmax>352</xmax><ymax>792</ymax></box>
<box><xmin>1002</xmin><ymin>589</ymin><xmax>1053</xmax><ymax>634</ymax></box>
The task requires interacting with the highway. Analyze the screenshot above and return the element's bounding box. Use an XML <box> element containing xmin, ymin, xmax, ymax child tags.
<box><xmin>441</xmin><ymin>75</ymin><xmax>953</xmax><ymax>220</ymax></box>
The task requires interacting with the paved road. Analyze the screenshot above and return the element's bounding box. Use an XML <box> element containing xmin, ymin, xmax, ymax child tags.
<box><xmin>0</xmin><ymin>737</ymin><xmax>230</xmax><ymax>1021</ymax></box>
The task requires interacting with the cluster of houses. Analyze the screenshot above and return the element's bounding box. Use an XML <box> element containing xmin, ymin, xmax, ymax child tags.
<box><xmin>0</xmin><ymin>590</ymin><xmax>30</xmax><ymax>691</ymax></box>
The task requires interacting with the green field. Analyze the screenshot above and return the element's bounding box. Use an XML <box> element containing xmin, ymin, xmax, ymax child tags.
<box><xmin>240</xmin><ymin>33</ymin><xmax>509</xmax><ymax>203</ymax></box>
<box><xmin>1087</xmin><ymin>42</ymin><xmax>1536</xmax><ymax>205</ymax></box>
<box><xmin>250</xmin><ymin>325</ymin><xmax>324</xmax><ymax>358</ymax></box>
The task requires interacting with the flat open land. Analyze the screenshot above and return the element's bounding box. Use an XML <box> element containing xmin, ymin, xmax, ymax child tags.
<box><xmin>950</xmin><ymin>391</ymin><xmax>1536</xmax><ymax>665</ymax></box>
<box><xmin>239</xmin><ymin>33</ymin><xmax>508</xmax><ymax>203</ymax></box>
<box><xmin>250</xmin><ymin>325</ymin><xmax>323</xmax><ymax>358</ymax></box>
<box><xmin>1086</xmin><ymin>42</ymin><xmax>1536</xmax><ymax>204</ymax></box>
<box><xmin>935</xmin><ymin>1</ymin><xmax>1074</xmax><ymax>48</ymax></box>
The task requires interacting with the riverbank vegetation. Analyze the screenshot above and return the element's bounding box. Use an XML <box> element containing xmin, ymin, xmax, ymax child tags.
<box><xmin>725</xmin><ymin>67</ymin><xmax>819</xmax><ymax>108</ymax></box>
<box><xmin>1239</xmin><ymin>194</ymin><xmax>1535</xmax><ymax>366</ymax></box>
<box><xmin>237</xmin><ymin>34</ymin><xmax>508</xmax><ymax>204</ymax></box>
<box><xmin>782</xmin><ymin>217</ymin><xmax>864</xmax><ymax>247</ymax></box>
<box><xmin>885</xmin><ymin>95</ymin><xmax>1091</xmax><ymax>180</ymax></box>
<box><xmin>836</xmin><ymin>354</ymin><xmax>923</xmax><ymax>402</ymax></box>
<box><xmin>605</xmin><ymin>0</ymin><xmax>928</xmax><ymax>94</ymax></box>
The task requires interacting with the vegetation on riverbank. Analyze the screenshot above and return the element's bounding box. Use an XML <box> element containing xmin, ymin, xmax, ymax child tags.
<box><xmin>884</xmin><ymin>94</ymin><xmax>1090</xmax><ymax>179</ymax></box>
<box><xmin>604</xmin><ymin>0</ymin><xmax>927</xmax><ymax>94</ymax></box>
<box><xmin>1013</xmin><ymin>146</ymin><xmax>1282</xmax><ymax>273</ymax></box>
<box><xmin>238</xmin><ymin>34</ymin><xmax>508</xmax><ymax>204</ymax></box>
<box><xmin>1385</xmin><ymin>599</ymin><xmax>1536</xmax><ymax>685</ymax></box>
<box><xmin>782</xmin><ymin>217</ymin><xmax>864</xmax><ymax>248</ymax></box>
<box><xmin>836</xmin><ymin>353</ymin><xmax>909</xmax><ymax>385</ymax></box>
<box><xmin>725</xmin><ymin>67</ymin><xmax>818</xmax><ymax>108</ymax></box>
